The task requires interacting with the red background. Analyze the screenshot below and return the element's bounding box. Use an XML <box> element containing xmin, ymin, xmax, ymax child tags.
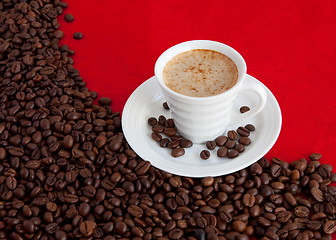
<box><xmin>60</xmin><ymin>0</ymin><xmax>335</xmax><ymax>165</ymax></box>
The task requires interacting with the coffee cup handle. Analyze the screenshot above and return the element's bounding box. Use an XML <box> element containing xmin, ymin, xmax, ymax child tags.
<box><xmin>228</xmin><ymin>80</ymin><xmax>267</xmax><ymax>125</ymax></box>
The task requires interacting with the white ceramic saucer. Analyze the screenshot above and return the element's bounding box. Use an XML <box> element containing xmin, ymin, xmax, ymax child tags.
<box><xmin>122</xmin><ymin>75</ymin><xmax>282</xmax><ymax>177</ymax></box>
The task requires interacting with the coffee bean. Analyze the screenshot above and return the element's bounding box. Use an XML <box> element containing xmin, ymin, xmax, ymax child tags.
<box><xmin>232</xmin><ymin>220</ymin><xmax>247</xmax><ymax>232</ymax></box>
<box><xmin>168</xmin><ymin>140</ymin><xmax>180</xmax><ymax>148</ymax></box>
<box><xmin>217</xmin><ymin>146</ymin><xmax>228</xmax><ymax>157</ymax></box>
<box><xmin>245</xmin><ymin>124</ymin><xmax>255</xmax><ymax>131</ymax></box>
<box><xmin>73</xmin><ymin>32</ymin><xmax>83</xmax><ymax>39</ymax></box>
<box><xmin>148</xmin><ymin>117</ymin><xmax>157</xmax><ymax>126</ymax></box>
<box><xmin>227</xmin><ymin>149</ymin><xmax>239</xmax><ymax>158</ymax></box>
<box><xmin>323</xmin><ymin>220</ymin><xmax>336</xmax><ymax>234</ymax></box>
<box><xmin>6</xmin><ymin>176</ymin><xmax>17</xmax><ymax>190</ymax></box>
<box><xmin>200</xmin><ymin>150</ymin><xmax>210</xmax><ymax>160</ymax></box>
<box><xmin>152</xmin><ymin>132</ymin><xmax>162</xmax><ymax>142</ymax></box>
<box><xmin>171</xmin><ymin>148</ymin><xmax>185</xmax><ymax>157</ymax></box>
<box><xmin>243</xmin><ymin>193</ymin><xmax>255</xmax><ymax>207</ymax></box>
<box><xmin>238</xmin><ymin>137</ymin><xmax>251</xmax><ymax>146</ymax></box>
<box><xmin>228</xmin><ymin>130</ymin><xmax>238</xmax><ymax>140</ymax></box>
<box><xmin>164</xmin><ymin>127</ymin><xmax>177</xmax><ymax>137</ymax></box>
<box><xmin>309</xmin><ymin>153</ymin><xmax>322</xmax><ymax>161</ymax></box>
<box><xmin>180</xmin><ymin>139</ymin><xmax>193</xmax><ymax>148</ymax></box>
<box><xmin>64</xmin><ymin>13</ymin><xmax>74</xmax><ymax>22</ymax></box>
<box><xmin>22</xmin><ymin>220</ymin><xmax>35</xmax><ymax>233</ymax></box>
<box><xmin>225</xmin><ymin>140</ymin><xmax>236</xmax><ymax>149</ymax></box>
<box><xmin>152</xmin><ymin>125</ymin><xmax>165</xmax><ymax>133</ymax></box>
<box><xmin>160</xmin><ymin>138</ymin><xmax>170</xmax><ymax>147</ymax></box>
<box><xmin>214</xmin><ymin>136</ymin><xmax>227</xmax><ymax>146</ymax></box>
<box><xmin>128</xmin><ymin>205</ymin><xmax>143</xmax><ymax>218</ymax></box>
<box><xmin>98</xmin><ymin>97</ymin><xmax>111</xmax><ymax>106</ymax></box>
<box><xmin>8</xmin><ymin>147</ymin><xmax>24</xmax><ymax>156</ymax></box>
<box><xmin>80</xmin><ymin>220</ymin><xmax>97</xmax><ymax>237</ymax></box>
<box><xmin>163</xmin><ymin>102</ymin><xmax>170</xmax><ymax>109</ymax></box>
<box><xmin>311</xmin><ymin>187</ymin><xmax>324</xmax><ymax>202</ymax></box>
<box><xmin>205</xmin><ymin>141</ymin><xmax>216</xmax><ymax>150</ymax></box>
<box><xmin>237</xmin><ymin>127</ymin><xmax>250</xmax><ymax>137</ymax></box>
<box><xmin>235</xmin><ymin>144</ymin><xmax>245</xmax><ymax>153</ymax></box>
<box><xmin>240</xmin><ymin>106</ymin><xmax>250</xmax><ymax>113</ymax></box>
<box><xmin>135</xmin><ymin>161</ymin><xmax>151</xmax><ymax>175</ymax></box>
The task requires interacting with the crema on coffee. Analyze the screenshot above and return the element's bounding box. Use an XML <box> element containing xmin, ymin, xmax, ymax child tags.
<box><xmin>163</xmin><ymin>49</ymin><xmax>238</xmax><ymax>97</ymax></box>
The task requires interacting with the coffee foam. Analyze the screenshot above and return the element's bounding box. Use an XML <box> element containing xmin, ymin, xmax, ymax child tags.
<box><xmin>163</xmin><ymin>49</ymin><xmax>238</xmax><ymax>97</ymax></box>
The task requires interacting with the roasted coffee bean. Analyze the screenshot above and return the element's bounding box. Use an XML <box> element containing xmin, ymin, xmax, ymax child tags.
<box><xmin>240</xmin><ymin>106</ymin><xmax>250</xmax><ymax>113</ymax></box>
<box><xmin>215</xmin><ymin>136</ymin><xmax>228</xmax><ymax>146</ymax></box>
<box><xmin>206</xmin><ymin>141</ymin><xmax>216</xmax><ymax>150</ymax></box>
<box><xmin>225</xmin><ymin>140</ymin><xmax>236</xmax><ymax>149</ymax></box>
<box><xmin>152</xmin><ymin>132</ymin><xmax>162</xmax><ymax>142</ymax></box>
<box><xmin>74</xmin><ymin>32</ymin><xmax>83</xmax><ymax>39</ymax></box>
<box><xmin>217</xmin><ymin>146</ymin><xmax>228</xmax><ymax>158</ymax></box>
<box><xmin>227</xmin><ymin>149</ymin><xmax>239</xmax><ymax>158</ymax></box>
<box><xmin>148</xmin><ymin>117</ymin><xmax>158</xmax><ymax>126</ymax></box>
<box><xmin>323</xmin><ymin>220</ymin><xmax>336</xmax><ymax>234</ymax></box>
<box><xmin>98</xmin><ymin>97</ymin><xmax>112</xmax><ymax>106</ymax></box>
<box><xmin>237</xmin><ymin>127</ymin><xmax>250</xmax><ymax>137</ymax></box>
<box><xmin>239</xmin><ymin>137</ymin><xmax>251</xmax><ymax>146</ymax></box>
<box><xmin>235</xmin><ymin>143</ymin><xmax>245</xmax><ymax>153</ymax></box>
<box><xmin>311</xmin><ymin>187</ymin><xmax>324</xmax><ymax>202</ymax></box>
<box><xmin>160</xmin><ymin>138</ymin><xmax>170</xmax><ymax>147</ymax></box>
<box><xmin>171</xmin><ymin>148</ymin><xmax>185</xmax><ymax>157</ymax></box>
<box><xmin>64</xmin><ymin>13</ymin><xmax>74</xmax><ymax>22</ymax></box>
<box><xmin>245</xmin><ymin>124</ymin><xmax>255</xmax><ymax>131</ymax></box>
<box><xmin>180</xmin><ymin>139</ymin><xmax>193</xmax><ymax>148</ymax></box>
<box><xmin>128</xmin><ymin>205</ymin><xmax>143</xmax><ymax>218</ymax></box>
<box><xmin>309</xmin><ymin>153</ymin><xmax>322</xmax><ymax>161</ymax></box>
<box><xmin>200</xmin><ymin>150</ymin><xmax>210</xmax><ymax>160</ymax></box>
<box><xmin>135</xmin><ymin>161</ymin><xmax>151</xmax><ymax>175</ymax></box>
<box><xmin>80</xmin><ymin>220</ymin><xmax>97</xmax><ymax>237</ymax></box>
<box><xmin>168</xmin><ymin>140</ymin><xmax>180</xmax><ymax>149</ymax></box>
<box><xmin>228</xmin><ymin>130</ymin><xmax>238</xmax><ymax>140</ymax></box>
<box><xmin>163</xmin><ymin>102</ymin><xmax>170</xmax><ymax>109</ymax></box>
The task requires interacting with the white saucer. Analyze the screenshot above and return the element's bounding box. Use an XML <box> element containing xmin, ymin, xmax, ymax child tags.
<box><xmin>122</xmin><ymin>75</ymin><xmax>282</xmax><ymax>177</ymax></box>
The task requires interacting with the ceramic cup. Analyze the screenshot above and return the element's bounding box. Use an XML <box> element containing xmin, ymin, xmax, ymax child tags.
<box><xmin>154</xmin><ymin>40</ymin><xmax>267</xmax><ymax>143</ymax></box>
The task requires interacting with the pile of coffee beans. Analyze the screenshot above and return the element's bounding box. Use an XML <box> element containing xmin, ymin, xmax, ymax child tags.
<box><xmin>1</xmin><ymin>1</ymin><xmax>336</xmax><ymax>240</ymax></box>
<box><xmin>148</xmin><ymin>115</ymin><xmax>193</xmax><ymax>157</ymax></box>
<box><xmin>148</xmin><ymin>102</ymin><xmax>255</xmax><ymax>159</ymax></box>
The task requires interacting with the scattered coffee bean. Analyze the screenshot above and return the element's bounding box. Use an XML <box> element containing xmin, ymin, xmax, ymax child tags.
<box><xmin>245</xmin><ymin>124</ymin><xmax>255</xmax><ymax>131</ymax></box>
<box><xmin>217</xmin><ymin>146</ymin><xmax>228</xmax><ymax>157</ymax></box>
<box><xmin>227</xmin><ymin>149</ymin><xmax>239</xmax><ymax>158</ymax></box>
<box><xmin>310</xmin><ymin>153</ymin><xmax>322</xmax><ymax>161</ymax></box>
<box><xmin>73</xmin><ymin>32</ymin><xmax>83</xmax><ymax>39</ymax></box>
<box><xmin>237</xmin><ymin>126</ymin><xmax>250</xmax><ymax>137</ymax></box>
<box><xmin>228</xmin><ymin>130</ymin><xmax>239</xmax><ymax>140</ymax></box>
<box><xmin>200</xmin><ymin>150</ymin><xmax>211</xmax><ymax>160</ymax></box>
<box><xmin>98</xmin><ymin>97</ymin><xmax>112</xmax><ymax>106</ymax></box>
<box><xmin>239</xmin><ymin>137</ymin><xmax>251</xmax><ymax>146</ymax></box>
<box><xmin>171</xmin><ymin>148</ymin><xmax>185</xmax><ymax>157</ymax></box>
<box><xmin>64</xmin><ymin>13</ymin><xmax>74</xmax><ymax>22</ymax></box>
<box><xmin>215</xmin><ymin>136</ymin><xmax>228</xmax><ymax>146</ymax></box>
<box><xmin>148</xmin><ymin>117</ymin><xmax>158</xmax><ymax>126</ymax></box>
<box><xmin>180</xmin><ymin>139</ymin><xmax>193</xmax><ymax>148</ymax></box>
<box><xmin>163</xmin><ymin>102</ymin><xmax>170</xmax><ymax>109</ymax></box>
<box><xmin>240</xmin><ymin>106</ymin><xmax>250</xmax><ymax>113</ymax></box>
<box><xmin>206</xmin><ymin>141</ymin><xmax>216</xmax><ymax>150</ymax></box>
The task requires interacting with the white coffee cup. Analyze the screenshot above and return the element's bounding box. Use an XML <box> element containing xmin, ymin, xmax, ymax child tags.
<box><xmin>154</xmin><ymin>40</ymin><xmax>267</xmax><ymax>143</ymax></box>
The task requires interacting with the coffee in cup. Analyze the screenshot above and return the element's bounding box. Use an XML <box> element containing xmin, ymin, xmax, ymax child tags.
<box><xmin>163</xmin><ymin>49</ymin><xmax>238</xmax><ymax>97</ymax></box>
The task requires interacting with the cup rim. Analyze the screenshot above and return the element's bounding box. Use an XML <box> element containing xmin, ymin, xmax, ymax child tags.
<box><xmin>154</xmin><ymin>40</ymin><xmax>247</xmax><ymax>101</ymax></box>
